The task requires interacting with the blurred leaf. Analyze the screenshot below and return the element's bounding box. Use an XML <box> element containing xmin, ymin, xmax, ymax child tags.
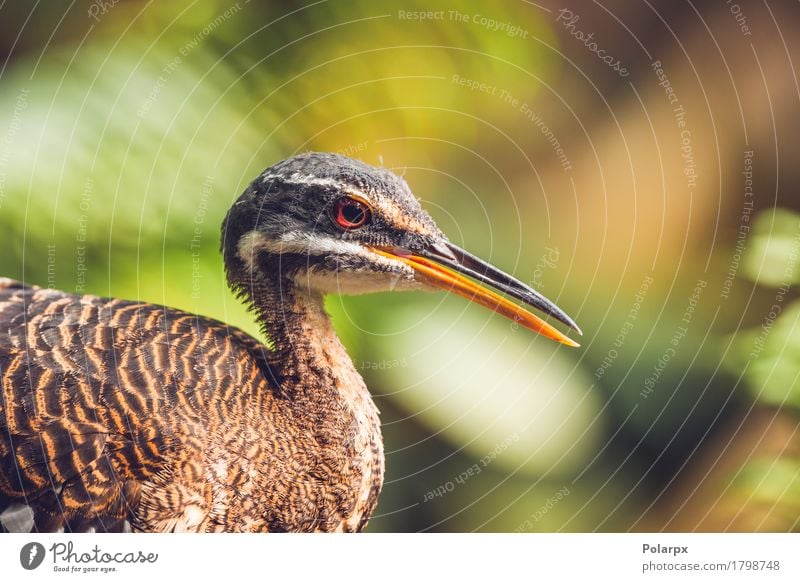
<box><xmin>351</xmin><ymin>296</ymin><xmax>602</xmax><ymax>477</ymax></box>
<box><xmin>732</xmin><ymin>457</ymin><xmax>800</xmax><ymax>510</ymax></box>
<box><xmin>742</xmin><ymin>208</ymin><xmax>800</xmax><ymax>287</ymax></box>
<box><xmin>727</xmin><ymin>207</ymin><xmax>800</xmax><ymax>410</ymax></box>
<box><xmin>728</xmin><ymin>299</ymin><xmax>800</xmax><ymax>409</ymax></box>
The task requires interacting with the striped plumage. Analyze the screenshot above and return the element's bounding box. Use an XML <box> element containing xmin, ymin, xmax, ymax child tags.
<box><xmin>0</xmin><ymin>152</ymin><xmax>579</xmax><ymax>533</ymax></box>
<box><xmin>0</xmin><ymin>278</ymin><xmax>382</xmax><ymax>532</ymax></box>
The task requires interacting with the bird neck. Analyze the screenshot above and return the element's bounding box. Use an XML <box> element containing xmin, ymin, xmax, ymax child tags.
<box><xmin>248</xmin><ymin>273</ymin><xmax>368</xmax><ymax>405</ymax></box>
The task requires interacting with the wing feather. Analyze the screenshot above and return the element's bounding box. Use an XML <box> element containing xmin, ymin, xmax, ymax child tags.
<box><xmin>0</xmin><ymin>279</ymin><xmax>273</xmax><ymax>532</ymax></box>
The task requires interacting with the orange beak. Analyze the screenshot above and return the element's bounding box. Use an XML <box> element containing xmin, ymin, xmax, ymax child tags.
<box><xmin>370</xmin><ymin>242</ymin><xmax>581</xmax><ymax>347</ymax></box>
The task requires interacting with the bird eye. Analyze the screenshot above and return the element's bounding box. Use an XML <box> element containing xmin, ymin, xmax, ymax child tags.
<box><xmin>332</xmin><ymin>197</ymin><xmax>371</xmax><ymax>230</ymax></box>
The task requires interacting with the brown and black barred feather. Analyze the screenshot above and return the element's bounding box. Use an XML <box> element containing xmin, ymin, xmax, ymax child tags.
<box><xmin>0</xmin><ymin>278</ymin><xmax>383</xmax><ymax>532</ymax></box>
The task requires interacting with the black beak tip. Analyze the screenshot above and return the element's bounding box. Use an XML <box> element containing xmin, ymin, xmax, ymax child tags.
<box><xmin>548</xmin><ymin>306</ymin><xmax>582</xmax><ymax>336</ymax></box>
<box><xmin>425</xmin><ymin>239</ymin><xmax>583</xmax><ymax>339</ymax></box>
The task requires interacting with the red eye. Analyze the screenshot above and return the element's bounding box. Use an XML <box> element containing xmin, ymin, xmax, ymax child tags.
<box><xmin>333</xmin><ymin>197</ymin><xmax>371</xmax><ymax>230</ymax></box>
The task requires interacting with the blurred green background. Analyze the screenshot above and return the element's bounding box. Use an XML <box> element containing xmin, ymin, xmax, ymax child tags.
<box><xmin>1</xmin><ymin>0</ymin><xmax>798</xmax><ymax>531</ymax></box>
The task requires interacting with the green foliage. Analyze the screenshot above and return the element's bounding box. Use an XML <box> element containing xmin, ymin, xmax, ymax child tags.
<box><xmin>731</xmin><ymin>457</ymin><xmax>800</xmax><ymax>531</ymax></box>
<box><xmin>725</xmin><ymin>207</ymin><xmax>800</xmax><ymax>529</ymax></box>
<box><xmin>733</xmin><ymin>458</ymin><xmax>800</xmax><ymax>507</ymax></box>
<box><xmin>742</xmin><ymin>208</ymin><xmax>800</xmax><ymax>287</ymax></box>
<box><xmin>727</xmin><ymin>208</ymin><xmax>800</xmax><ymax>410</ymax></box>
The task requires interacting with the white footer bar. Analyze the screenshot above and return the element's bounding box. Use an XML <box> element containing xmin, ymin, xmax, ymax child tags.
<box><xmin>2</xmin><ymin>533</ymin><xmax>797</xmax><ymax>581</ymax></box>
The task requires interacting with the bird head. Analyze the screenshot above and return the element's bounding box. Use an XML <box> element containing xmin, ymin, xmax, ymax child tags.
<box><xmin>221</xmin><ymin>152</ymin><xmax>580</xmax><ymax>346</ymax></box>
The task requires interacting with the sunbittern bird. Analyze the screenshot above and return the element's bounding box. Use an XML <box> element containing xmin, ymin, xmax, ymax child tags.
<box><xmin>0</xmin><ymin>153</ymin><xmax>580</xmax><ymax>533</ymax></box>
